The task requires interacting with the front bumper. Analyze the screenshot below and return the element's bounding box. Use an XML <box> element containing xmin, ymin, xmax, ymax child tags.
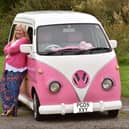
<box><xmin>39</xmin><ymin>100</ymin><xmax>122</xmax><ymax>115</ymax></box>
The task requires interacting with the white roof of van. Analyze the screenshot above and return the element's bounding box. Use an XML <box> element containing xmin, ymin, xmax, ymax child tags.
<box><xmin>14</xmin><ymin>11</ymin><xmax>101</xmax><ymax>26</ymax></box>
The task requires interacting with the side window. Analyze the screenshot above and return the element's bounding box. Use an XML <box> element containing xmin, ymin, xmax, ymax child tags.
<box><xmin>27</xmin><ymin>27</ymin><xmax>33</xmax><ymax>43</ymax></box>
<box><xmin>9</xmin><ymin>24</ymin><xmax>16</xmax><ymax>41</ymax></box>
<box><xmin>9</xmin><ymin>24</ymin><xmax>33</xmax><ymax>44</ymax></box>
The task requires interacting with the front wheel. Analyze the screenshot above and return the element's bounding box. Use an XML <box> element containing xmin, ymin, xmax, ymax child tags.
<box><xmin>108</xmin><ymin>110</ymin><xmax>119</xmax><ymax>118</ymax></box>
<box><xmin>33</xmin><ymin>93</ymin><xmax>41</xmax><ymax>121</ymax></box>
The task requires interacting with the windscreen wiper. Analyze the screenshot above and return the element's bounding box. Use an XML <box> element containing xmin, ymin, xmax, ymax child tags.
<box><xmin>39</xmin><ymin>47</ymin><xmax>111</xmax><ymax>55</ymax></box>
<box><xmin>78</xmin><ymin>47</ymin><xmax>111</xmax><ymax>54</ymax></box>
<box><xmin>40</xmin><ymin>48</ymin><xmax>82</xmax><ymax>55</ymax></box>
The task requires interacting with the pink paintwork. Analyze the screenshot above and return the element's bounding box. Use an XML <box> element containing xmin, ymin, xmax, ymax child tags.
<box><xmin>27</xmin><ymin>58</ymin><xmax>79</xmax><ymax>105</ymax></box>
<box><xmin>85</xmin><ymin>58</ymin><xmax>121</xmax><ymax>102</ymax></box>
<box><xmin>27</xmin><ymin>57</ymin><xmax>121</xmax><ymax>105</ymax></box>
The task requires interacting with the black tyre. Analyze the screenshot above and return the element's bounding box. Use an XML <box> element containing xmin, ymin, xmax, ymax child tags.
<box><xmin>33</xmin><ymin>93</ymin><xmax>41</xmax><ymax>121</ymax></box>
<box><xmin>108</xmin><ymin>110</ymin><xmax>119</xmax><ymax>118</ymax></box>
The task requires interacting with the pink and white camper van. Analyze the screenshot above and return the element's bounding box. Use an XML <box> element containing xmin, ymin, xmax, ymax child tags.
<box><xmin>10</xmin><ymin>11</ymin><xmax>122</xmax><ymax>120</ymax></box>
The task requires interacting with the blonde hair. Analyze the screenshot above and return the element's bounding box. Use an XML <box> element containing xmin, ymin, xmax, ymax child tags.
<box><xmin>12</xmin><ymin>24</ymin><xmax>29</xmax><ymax>42</ymax></box>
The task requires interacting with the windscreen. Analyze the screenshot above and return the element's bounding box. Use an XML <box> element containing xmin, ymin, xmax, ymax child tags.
<box><xmin>37</xmin><ymin>24</ymin><xmax>111</xmax><ymax>55</ymax></box>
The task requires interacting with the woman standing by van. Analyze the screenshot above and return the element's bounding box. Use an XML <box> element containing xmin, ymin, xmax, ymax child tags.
<box><xmin>0</xmin><ymin>24</ymin><xmax>30</xmax><ymax>116</ymax></box>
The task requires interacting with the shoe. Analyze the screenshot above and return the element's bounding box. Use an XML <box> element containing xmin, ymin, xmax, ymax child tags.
<box><xmin>0</xmin><ymin>112</ymin><xmax>7</xmax><ymax>116</ymax></box>
<box><xmin>6</xmin><ymin>106</ymin><xmax>15</xmax><ymax>116</ymax></box>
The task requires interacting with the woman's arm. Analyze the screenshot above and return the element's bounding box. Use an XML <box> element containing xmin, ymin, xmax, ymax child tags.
<box><xmin>6</xmin><ymin>38</ymin><xmax>30</xmax><ymax>55</ymax></box>
<box><xmin>4</xmin><ymin>42</ymin><xmax>11</xmax><ymax>55</ymax></box>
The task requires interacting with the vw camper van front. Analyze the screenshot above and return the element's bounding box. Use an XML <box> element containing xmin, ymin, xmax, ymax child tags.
<box><xmin>16</xmin><ymin>11</ymin><xmax>122</xmax><ymax>120</ymax></box>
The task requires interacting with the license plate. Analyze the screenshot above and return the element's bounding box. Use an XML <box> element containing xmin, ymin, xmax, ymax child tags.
<box><xmin>73</xmin><ymin>102</ymin><xmax>93</xmax><ymax>113</ymax></box>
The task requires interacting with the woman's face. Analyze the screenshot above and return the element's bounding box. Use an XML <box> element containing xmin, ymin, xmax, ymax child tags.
<box><xmin>15</xmin><ymin>25</ymin><xmax>25</xmax><ymax>39</ymax></box>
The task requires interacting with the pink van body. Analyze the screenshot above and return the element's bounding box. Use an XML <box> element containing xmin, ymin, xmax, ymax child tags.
<box><xmin>20</xmin><ymin>52</ymin><xmax>121</xmax><ymax>118</ymax></box>
<box><xmin>27</xmin><ymin>56</ymin><xmax>121</xmax><ymax>105</ymax></box>
<box><xmin>10</xmin><ymin>11</ymin><xmax>122</xmax><ymax>120</ymax></box>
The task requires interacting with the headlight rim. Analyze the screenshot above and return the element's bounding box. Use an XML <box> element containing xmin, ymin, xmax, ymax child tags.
<box><xmin>49</xmin><ymin>81</ymin><xmax>61</xmax><ymax>93</ymax></box>
<box><xmin>102</xmin><ymin>78</ymin><xmax>114</xmax><ymax>91</ymax></box>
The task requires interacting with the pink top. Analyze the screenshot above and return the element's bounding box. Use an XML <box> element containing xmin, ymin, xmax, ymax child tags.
<box><xmin>4</xmin><ymin>37</ymin><xmax>30</xmax><ymax>69</ymax></box>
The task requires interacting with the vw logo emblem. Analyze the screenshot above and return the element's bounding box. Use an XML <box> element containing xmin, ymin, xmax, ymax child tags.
<box><xmin>72</xmin><ymin>70</ymin><xmax>89</xmax><ymax>88</ymax></box>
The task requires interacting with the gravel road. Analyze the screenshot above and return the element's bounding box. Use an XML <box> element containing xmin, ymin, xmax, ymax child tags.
<box><xmin>0</xmin><ymin>97</ymin><xmax>129</xmax><ymax>129</ymax></box>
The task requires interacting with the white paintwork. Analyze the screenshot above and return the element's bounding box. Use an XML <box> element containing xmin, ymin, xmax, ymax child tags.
<box><xmin>38</xmin><ymin>101</ymin><xmax>122</xmax><ymax>115</ymax></box>
<box><xmin>15</xmin><ymin>11</ymin><xmax>101</xmax><ymax>27</ymax></box>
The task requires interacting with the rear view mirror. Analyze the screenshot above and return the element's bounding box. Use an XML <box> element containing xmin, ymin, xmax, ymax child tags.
<box><xmin>109</xmin><ymin>40</ymin><xmax>117</xmax><ymax>49</ymax></box>
<box><xmin>20</xmin><ymin>44</ymin><xmax>32</xmax><ymax>53</ymax></box>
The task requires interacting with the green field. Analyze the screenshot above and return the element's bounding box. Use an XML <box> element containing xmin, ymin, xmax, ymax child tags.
<box><xmin>120</xmin><ymin>65</ymin><xmax>129</xmax><ymax>97</ymax></box>
<box><xmin>0</xmin><ymin>56</ymin><xmax>129</xmax><ymax>97</ymax></box>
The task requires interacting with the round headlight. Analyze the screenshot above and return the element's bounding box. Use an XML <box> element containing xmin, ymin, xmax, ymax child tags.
<box><xmin>49</xmin><ymin>81</ymin><xmax>61</xmax><ymax>93</ymax></box>
<box><xmin>102</xmin><ymin>78</ymin><xmax>113</xmax><ymax>91</ymax></box>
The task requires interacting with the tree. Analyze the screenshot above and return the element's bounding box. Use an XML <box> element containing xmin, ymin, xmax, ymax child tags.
<box><xmin>0</xmin><ymin>0</ymin><xmax>19</xmax><ymax>14</ymax></box>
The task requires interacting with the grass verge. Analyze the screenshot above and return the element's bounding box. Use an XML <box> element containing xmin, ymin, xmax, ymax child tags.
<box><xmin>120</xmin><ymin>65</ymin><xmax>129</xmax><ymax>97</ymax></box>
